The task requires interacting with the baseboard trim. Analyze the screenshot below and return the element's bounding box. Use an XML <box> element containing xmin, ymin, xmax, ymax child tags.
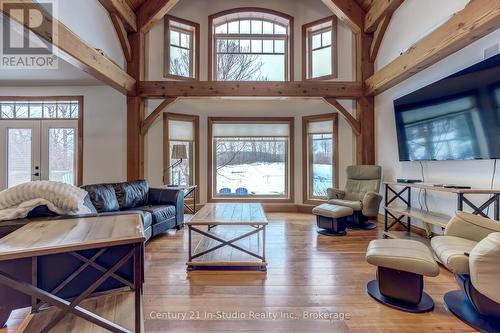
<box><xmin>187</xmin><ymin>203</ymin><xmax>316</xmax><ymax>214</ymax></box>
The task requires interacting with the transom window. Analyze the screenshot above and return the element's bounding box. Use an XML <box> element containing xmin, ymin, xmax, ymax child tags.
<box><xmin>165</xmin><ymin>15</ymin><xmax>199</xmax><ymax>80</ymax></box>
<box><xmin>209</xmin><ymin>9</ymin><xmax>293</xmax><ymax>81</ymax></box>
<box><xmin>303</xmin><ymin>16</ymin><xmax>337</xmax><ymax>80</ymax></box>
<box><xmin>0</xmin><ymin>99</ymin><xmax>80</xmax><ymax>119</ymax></box>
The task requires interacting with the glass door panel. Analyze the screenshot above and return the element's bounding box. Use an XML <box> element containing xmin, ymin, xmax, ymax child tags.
<box><xmin>41</xmin><ymin>120</ymin><xmax>78</xmax><ymax>185</ymax></box>
<box><xmin>49</xmin><ymin>128</ymin><xmax>76</xmax><ymax>184</ymax></box>
<box><xmin>8</xmin><ymin>128</ymin><xmax>33</xmax><ymax>187</ymax></box>
<box><xmin>0</xmin><ymin>121</ymin><xmax>41</xmax><ymax>189</ymax></box>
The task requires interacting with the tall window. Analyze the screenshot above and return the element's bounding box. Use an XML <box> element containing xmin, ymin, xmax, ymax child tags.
<box><xmin>303</xmin><ymin>114</ymin><xmax>338</xmax><ymax>202</ymax></box>
<box><xmin>163</xmin><ymin>113</ymin><xmax>199</xmax><ymax>188</ymax></box>
<box><xmin>302</xmin><ymin>16</ymin><xmax>337</xmax><ymax>80</ymax></box>
<box><xmin>164</xmin><ymin>15</ymin><xmax>200</xmax><ymax>80</ymax></box>
<box><xmin>0</xmin><ymin>97</ymin><xmax>83</xmax><ymax>189</ymax></box>
<box><xmin>209</xmin><ymin>118</ymin><xmax>294</xmax><ymax>201</ymax></box>
<box><xmin>209</xmin><ymin>8</ymin><xmax>293</xmax><ymax>81</ymax></box>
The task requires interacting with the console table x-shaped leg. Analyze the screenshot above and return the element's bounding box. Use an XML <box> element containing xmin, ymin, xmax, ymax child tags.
<box><xmin>0</xmin><ymin>244</ymin><xmax>142</xmax><ymax>333</ymax></box>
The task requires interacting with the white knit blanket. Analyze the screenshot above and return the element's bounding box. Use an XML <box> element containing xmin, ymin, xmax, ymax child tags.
<box><xmin>0</xmin><ymin>181</ymin><xmax>92</xmax><ymax>221</ymax></box>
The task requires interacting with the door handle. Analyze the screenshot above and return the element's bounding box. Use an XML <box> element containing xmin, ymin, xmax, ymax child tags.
<box><xmin>33</xmin><ymin>172</ymin><xmax>40</xmax><ymax>177</ymax></box>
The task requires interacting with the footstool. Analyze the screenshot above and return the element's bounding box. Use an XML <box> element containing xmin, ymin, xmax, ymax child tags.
<box><xmin>366</xmin><ymin>239</ymin><xmax>440</xmax><ymax>313</ymax></box>
<box><xmin>312</xmin><ymin>204</ymin><xmax>353</xmax><ymax>236</ymax></box>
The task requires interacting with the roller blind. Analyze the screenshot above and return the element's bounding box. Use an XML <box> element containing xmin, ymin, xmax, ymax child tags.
<box><xmin>308</xmin><ymin>120</ymin><xmax>333</xmax><ymax>134</ymax></box>
<box><xmin>213</xmin><ymin>122</ymin><xmax>289</xmax><ymax>137</ymax></box>
<box><xmin>169</xmin><ymin>120</ymin><xmax>194</xmax><ymax>141</ymax></box>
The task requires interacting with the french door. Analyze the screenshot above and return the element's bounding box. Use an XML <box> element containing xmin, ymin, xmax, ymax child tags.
<box><xmin>0</xmin><ymin>120</ymin><xmax>78</xmax><ymax>190</ymax></box>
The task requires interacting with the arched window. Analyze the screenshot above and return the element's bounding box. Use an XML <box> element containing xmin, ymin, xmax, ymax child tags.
<box><xmin>209</xmin><ymin>8</ymin><xmax>293</xmax><ymax>81</ymax></box>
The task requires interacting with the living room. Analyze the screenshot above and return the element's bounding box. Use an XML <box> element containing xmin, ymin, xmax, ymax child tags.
<box><xmin>0</xmin><ymin>0</ymin><xmax>499</xmax><ymax>332</ymax></box>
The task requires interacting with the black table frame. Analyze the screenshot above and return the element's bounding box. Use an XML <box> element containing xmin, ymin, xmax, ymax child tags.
<box><xmin>384</xmin><ymin>183</ymin><xmax>500</xmax><ymax>234</ymax></box>
<box><xmin>0</xmin><ymin>243</ymin><xmax>143</xmax><ymax>333</ymax></box>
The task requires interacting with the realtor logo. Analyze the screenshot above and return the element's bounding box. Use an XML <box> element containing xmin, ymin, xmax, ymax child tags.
<box><xmin>1</xmin><ymin>0</ymin><xmax>57</xmax><ymax>69</ymax></box>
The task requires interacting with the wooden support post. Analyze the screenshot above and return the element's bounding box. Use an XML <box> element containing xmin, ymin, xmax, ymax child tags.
<box><xmin>126</xmin><ymin>31</ymin><xmax>145</xmax><ymax>180</ymax></box>
<box><xmin>356</xmin><ymin>32</ymin><xmax>376</xmax><ymax>165</ymax></box>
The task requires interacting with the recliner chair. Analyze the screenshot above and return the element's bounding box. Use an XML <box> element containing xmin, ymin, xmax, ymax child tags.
<box><xmin>431</xmin><ymin>211</ymin><xmax>500</xmax><ymax>332</ymax></box>
<box><xmin>326</xmin><ymin>165</ymin><xmax>383</xmax><ymax>230</ymax></box>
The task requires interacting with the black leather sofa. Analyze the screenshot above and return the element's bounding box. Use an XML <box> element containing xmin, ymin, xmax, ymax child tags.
<box><xmin>81</xmin><ymin>180</ymin><xmax>184</xmax><ymax>241</ymax></box>
<box><xmin>0</xmin><ymin>180</ymin><xmax>184</xmax><ymax>242</ymax></box>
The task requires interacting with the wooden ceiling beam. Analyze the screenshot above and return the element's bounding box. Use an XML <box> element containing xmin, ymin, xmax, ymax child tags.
<box><xmin>369</xmin><ymin>14</ymin><xmax>391</xmax><ymax>62</ymax></box>
<box><xmin>140</xmin><ymin>98</ymin><xmax>177</xmax><ymax>135</ymax></box>
<box><xmin>324</xmin><ymin>98</ymin><xmax>361</xmax><ymax>136</ymax></box>
<box><xmin>0</xmin><ymin>0</ymin><xmax>136</xmax><ymax>94</ymax></box>
<box><xmin>321</xmin><ymin>0</ymin><xmax>365</xmax><ymax>33</ymax></box>
<box><xmin>365</xmin><ymin>0</ymin><xmax>403</xmax><ymax>32</ymax></box>
<box><xmin>138</xmin><ymin>0</ymin><xmax>180</xmax><ymax>33</ymax></box>
<box><xmin>365</xmin><ymin>0</ymin><xmax>500</xmax><ymax>96</ymax></box>
<box><xmin>98</xmin><ymin>0</ymin><xmax>137</xmax><ymax>32</ymax></box>
<box><xmin>110</xmin><ymin>13</ymin><xmax>132</xmax><ymax>62</ymax></box>
<box><xmin>356</xmin><ymin>0</ymin><xmax>375</xmax><ymax>12</ymax></box>
<box><xmin>139</xmin><ymin>81</ymin><xmax>364</xmax><ymax>98</ymax></box>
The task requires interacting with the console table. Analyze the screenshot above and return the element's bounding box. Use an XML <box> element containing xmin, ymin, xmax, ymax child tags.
<box><xmin>164</xmin><ymin>185</ymin><xmax>197</xmax><ymax>213</ymax></box>
<box><xmin>384</xmin><ymin>182</ymin><xmax>500</xmax><ymax>242</ymax></box>
<box><xmin>0</xmin><ymin>215</ymin><xmax>145</xmax><ymax>333</ymax></box>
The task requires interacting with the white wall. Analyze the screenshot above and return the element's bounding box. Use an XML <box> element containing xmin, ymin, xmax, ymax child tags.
<box><xmin>144</xmin><ymin>98</ymin><xmax>356</xmax><ymax>204</ymax></box>
<box><xmin>143</xmin><ymin>0</ymin><xmax>357</xmax><ymax>204</ymax></box>
<box><xmin>0</xmin><ymin>86</ymin><xmax>127</xmax><ymax>184</ymax></box>
<box><xmin>375</xmin><ymin>0</ymin><xmax>500</xmax><ymax>223</ymax></box>
<box><xmin>56</xmin><ymin>0</ymin><xmax>125</xmax><ymax>68</ymax></box>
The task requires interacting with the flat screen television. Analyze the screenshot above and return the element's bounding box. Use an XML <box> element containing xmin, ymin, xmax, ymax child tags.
<box><xmin>394</xmin><ymin>53</ymin><xmax>500</xmax><ymax>161</ymax></box>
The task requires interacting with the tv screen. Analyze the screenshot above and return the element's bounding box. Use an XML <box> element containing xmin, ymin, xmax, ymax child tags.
<box><xmin>394</xmin><ymin>53</ymin><xmax>500</xmax><ymax>161</ymax></box>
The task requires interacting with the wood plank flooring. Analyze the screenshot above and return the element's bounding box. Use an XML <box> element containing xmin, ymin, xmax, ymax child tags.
<box><xmin>1</xmin><ymin>213</ymin><xmax>474</xmax><ymax>332</ymax></box>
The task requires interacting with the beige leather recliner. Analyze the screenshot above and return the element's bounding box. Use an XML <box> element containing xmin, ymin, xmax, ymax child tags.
<box><xmin>327</xmin><ymin>165</ymin><xmax>382</xmax><ymax>230</ymax></box>
<box><xmin>430</xmin><ymin>211</ymin><xmax>500</xmax><ymax>331</ymax></box>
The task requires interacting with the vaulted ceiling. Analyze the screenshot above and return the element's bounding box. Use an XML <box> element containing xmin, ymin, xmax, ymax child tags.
<box><xmin>126</xmin><ymin>0</ymin><xmax>373</xmax><ymax>14</ymax></box>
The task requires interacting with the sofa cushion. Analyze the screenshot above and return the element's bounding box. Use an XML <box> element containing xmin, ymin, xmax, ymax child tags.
<box><xmin>83</xmin><ymin>193</ymin><xmax>98</xmax><ymax>214</ymax></box>
<box><xmin>80</xmin><ymin>184</ymin><xmax>119</xmax><ymax>213</ymax></box>
<box><xmin>327</xmin><ymin>199</ymin><xmax>362</xmax><ymax>211</ymax></box>
<box><xmin>112</xmin><ymin>180</ymin><xmax>149</xmax><ymax>210</ymax></box>
<box><xmin>431</xmin><ymin>235</ymin><xmax>477</xmax><ymax>275</ymax></box>
<box><xmin>133</xmin><ymin>205</ymin><xmax>176</xmax><ymax>224</ymax></box>
<box><xmin>125</xmin><ymin>210</ymin><xmax>153</xmax><ymax>229</ymax></box>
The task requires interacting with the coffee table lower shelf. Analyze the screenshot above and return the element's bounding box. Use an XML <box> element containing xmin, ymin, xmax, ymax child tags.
<box><xmin>186</xmin><ymin>261</ymin><xmax>268</xmax><ymax>271</ymax></box>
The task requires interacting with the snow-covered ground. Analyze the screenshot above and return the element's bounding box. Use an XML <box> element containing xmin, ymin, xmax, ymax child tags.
<box><xmin>216</xmin><ymin>162</ymin><xmax>333</xmax><ymax>196</ymax></box>
<box><xmin>312</xmin><ymin>164</ymin><xmax>333</xmax><ymax>197</ymax></box>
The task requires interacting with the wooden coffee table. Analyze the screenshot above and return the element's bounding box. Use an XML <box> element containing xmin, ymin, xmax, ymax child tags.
<box><xmin>186</xmin><ymin>203</ymin><xmax>268</xmax><ymax>271</ymax></box>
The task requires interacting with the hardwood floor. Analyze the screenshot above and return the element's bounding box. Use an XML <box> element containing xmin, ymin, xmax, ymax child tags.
<box><xmin>1</xmin><ymin>213</ymin><xmax>474</xmax><ymax>332</ymax></box>
<box><xmin>142</xmin><ymin>213</ymin><xmax>472</xmax><ymax>332</ymax></box>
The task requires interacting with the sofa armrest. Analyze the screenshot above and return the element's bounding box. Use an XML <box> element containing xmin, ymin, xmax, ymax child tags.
<box><xmin>444</xmin><ymin>211</ymin><xmax>500</xmax><ymax>242</ymax></box>
<box><xmin>362</xmin><ymin>191</ymin><xmax>383</xmax><ymax>217</ymax></box>
<box><xmin>148</xmin><ymin>188</ymin><xmax>184</xmax><ymax>224</ymax></box>
<box><xmin>327</xmin><ymin>188</ymin><xmax>346</xmax><ymax>200</ymax></box>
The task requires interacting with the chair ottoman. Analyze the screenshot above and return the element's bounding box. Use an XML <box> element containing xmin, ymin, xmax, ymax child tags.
<box><xmin>366</xmin><ymin>239</ymin><xmax>440</xmax><ymax>313</ymax></box>
<box><xmin>312</xmin><ymin>204</ymin><xmax>353</xmax><ymax>236</ymax></box>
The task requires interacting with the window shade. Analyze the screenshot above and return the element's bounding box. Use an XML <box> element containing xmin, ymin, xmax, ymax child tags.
<box><xmin>308</xmin><ymin>120</ymin><xmax>333</xmax><ymax>134</ymax></box>
<box><xmin>169</xmin><ymin>120</ymin><xmax>194</xmax><ymax>141</ymax></box>
<box><xmin>213</xmin><ymin>123</ymin><xmax>289</xmax><ymax>137</ymax></box>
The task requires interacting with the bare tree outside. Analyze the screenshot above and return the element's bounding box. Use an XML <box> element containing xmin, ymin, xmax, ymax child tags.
<box><xmin>169</xmin><ymin>48</ymin><xmax>190</xmax><ymax>77</ymax></box>
<box><xmin>216</xmin><ymin>40</ymin><xmax>267</xmax><ymax>81</ymax></box>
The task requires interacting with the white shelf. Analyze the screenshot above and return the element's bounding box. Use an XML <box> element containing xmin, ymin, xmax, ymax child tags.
<box><xmin>385</xmin><ymin>206</ymin><xmax>450</xmax><ymax>228</ymax></box>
